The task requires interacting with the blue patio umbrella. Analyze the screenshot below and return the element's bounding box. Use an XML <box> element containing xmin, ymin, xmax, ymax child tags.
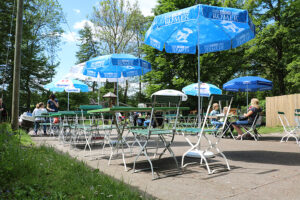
<box><xmin>144</xmin><ymin>4</ymin><xmax>255</xmax><ymax>126</ymax></box>
<box><xmin>83</xmin><ymin>54</ymin><xmax>151</xmax><ymax>105</ymax></box>
<box><xmin>44</xmin><ymin>79</ymin><xmax>89</xmax><ymax>110</ymax></box>
<box><xmin>183</xmin><ymin>82</ymin><xmax>222</xmax><ymax>116</ymax></box>
<box><xmin>182</xmin><ymin>83</ymin><xmax>222</xmax><ymax>97</ymax></box>
<box><xmin>223</xmin><ymin>76</ymin><xmax>273</xmax><ymax>108</ymax></box>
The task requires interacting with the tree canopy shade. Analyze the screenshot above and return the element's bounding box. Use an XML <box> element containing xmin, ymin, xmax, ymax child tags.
<box><xmin>244</xmin><ymin>0</ymin><xmax>300</xmax><ymax>95</ymax></box>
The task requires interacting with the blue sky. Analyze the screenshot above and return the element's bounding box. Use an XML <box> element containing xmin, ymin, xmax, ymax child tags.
<box><xmin>54</xmin><ymin>0</ymin><xmax>158</xmax><ymax>82</ymax></box>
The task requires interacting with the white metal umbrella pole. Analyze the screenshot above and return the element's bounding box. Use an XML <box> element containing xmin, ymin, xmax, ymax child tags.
<box><xmin>68</xmin><ymin>92</ymin><xmax>69</xmax><ymax>111</ymax></box>
<box><xmin>117</xmin><ymin>77</ymin><xmax>119</xmax><ymax>106</ymax></box>
<box><xmin>197</xmin><ymin>11</ymin><xmax>201</xmax><ymax>128</ymax></box>
<box><xmin>246</xmin><ymin>84</ymin><xmax>249</xmax><ymax>109</ymax></box>
<box><xmin>97</xmin><ymin>75</ymin><xmax>100</xmax><ymax>105</ymax></box>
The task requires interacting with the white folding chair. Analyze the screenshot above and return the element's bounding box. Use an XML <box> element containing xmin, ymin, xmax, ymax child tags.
<box><xmin>239</xmin><ymin>114</ymin><xmax>261</xmax><ymax>141</ymax></box>
<box><xmin>131</xmin><ymin>95</ymin><xmax>183</xmax><ymax>180</ymax></box>
<box><xmin>295</xmin><ymin>109</ymin><xmax>300</xmax><ymax>132</ymax></box>
<box><xmin>278</xmin><ymin>111</ymin><xmax>298</xmax><ymax>144</ymax></box>
<box><xmin>181</xmin><ymin>94</ymin><xmax>233</xmax><ymax>174</ymax></box>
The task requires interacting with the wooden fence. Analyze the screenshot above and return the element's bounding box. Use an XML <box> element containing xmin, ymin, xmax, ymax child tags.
<box><xmin>266</xmin><ymin>94</ymin><xmax>300</xmax><ymax>127</ymax></box>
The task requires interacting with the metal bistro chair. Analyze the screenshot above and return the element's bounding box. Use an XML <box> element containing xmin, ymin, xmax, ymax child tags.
<box><xmin>278</xmin><ymin>111</ymin><xmax>298</xmax><ymax>144</ymax></box>
<box><xmin>181</xmin><ymin>94</ymin><xmax>233</xmax><ymax>174</ymax></box>
<box><xmin>239</xmin><ymin>113</ymin><xmax>262</xmax><ymax>141</ymax></box>
<box><xmin>295</xmin><ymin>109</ymin><xmax>300</xmax><ymax>132</ymax></box>
<box><xmin>131</xmin><ymin>95</ymin><xmax>183</xmax><ymax>180</ymax></box>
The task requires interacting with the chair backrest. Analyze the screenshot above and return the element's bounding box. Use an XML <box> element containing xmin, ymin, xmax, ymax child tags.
<box><xmin>201</xmin><ymin>94</ymin><xmax>234</xmax><ymax>136</ymax></box>
<box><xmin>295</xmin><ymin>109</ymin><xmax>300</xmax><ymax>127</ymax></box>
<box><xmin>256</xmin><ymin>115</ymin><xmax>262</xmax><ymax>126</ymax></box>
<box><xmin>249</xmin><ymin>113</ymin><xmax>260</xmax><ymax>129</ymax></box>
<box><xmin>147</xmin><ymin>95</ymin><xmax>182</xmax><ymax>131</ymax></box>
<box><xmin>151</xmin><ymin>95</ymin><xmax>182</xmax><ymax>105</ymax></box>
<box><xmin>278</xmin><ymin>111</ymin><xmax>291</xmax><ymax>132</ymax></box>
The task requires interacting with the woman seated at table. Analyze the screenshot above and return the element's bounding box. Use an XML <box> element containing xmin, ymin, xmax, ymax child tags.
<box><xmin>32</xmin><ymin>102</ymin><xmax>48</xmax><ymax>135</ymax></box>
<box><xmin>232</xmin><ymin>98</ymin><xmax>262</xmax><ymax>139</ymax></box>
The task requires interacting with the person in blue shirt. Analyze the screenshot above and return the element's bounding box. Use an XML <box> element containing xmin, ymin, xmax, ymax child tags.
<box><xmin>47</xmin><ymin>94</ymin><xmax>59</xmax><ymax>112</ymax></box>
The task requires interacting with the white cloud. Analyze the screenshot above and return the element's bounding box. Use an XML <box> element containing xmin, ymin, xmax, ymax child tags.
<box><xmin>129</xmin><ymin>0</ymin><xmax>158</xmax><ymax>16</ymax></box>
<box><xmin>73</xmin><ymin>9</ymin><xmax>81</xmax><ymax>14</ymax></box>
<box><xmin>73</xmin><ymin>20</ymin><xmax>94</xmax><ymax>30</ymax></box>
<box><xmin>61</xmin><ymin>32</ymin><xmax>79</xmax><ymax>42</ymax></box>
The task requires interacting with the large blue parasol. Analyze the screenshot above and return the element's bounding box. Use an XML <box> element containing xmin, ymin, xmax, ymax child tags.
<box><xmin>144</xmin><ymin>4</ymin><xmax>255</xmax><ymax>126</ymax></box>
<box><xmin>223</xmin><ymin>76</ymin><xmax>273</xmax><ymax>107</ymax></box>
<box><xmin>44</xmin><ymin>79</ymin><xmax>89</xmax><ymax>110</ymax></box>
<box><xmin>83</xmin><ymin>54</ymin><xmax>151</xmax><ymax>105</ymax></box>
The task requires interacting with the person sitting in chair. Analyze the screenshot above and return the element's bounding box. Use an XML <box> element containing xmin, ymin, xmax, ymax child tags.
<box><xmin>32</xmin><ymin>102</ymin><xmax>48</xmax><ymax>135</ymax></box>
<box><xmin>232</xmin><ymin>98</ymin><xmax>262</xmax><ymax>139</ymax></box>
<box><xmin>210</xmin><ymin>103</ymin><xmax>223</xmax><ymax>128</ymax></box>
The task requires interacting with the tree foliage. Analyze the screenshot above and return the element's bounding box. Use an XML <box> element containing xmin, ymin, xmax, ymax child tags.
<box><xmin>0</xmin><ymin>0</ymin><xmax>64</xmax><ymax>113</ymax></box>
<box><xmin>76</xmin><ymin>0</ymin><xmax>145</xmax><ymax>104</ymax></box>
<box><xmin>91</xmin><ymin>0</ymin><xmax>140</xmax><ymax>54</ymax></box>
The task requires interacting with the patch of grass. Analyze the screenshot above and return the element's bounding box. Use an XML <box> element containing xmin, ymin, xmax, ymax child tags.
<box><xmin>0</xmin><ymin>123</ymin><xmax>149</xmax><ymax>199</ymax></box>
<box><xmin>257</xmin><ymin>126</ymin><xmax>284</xmax><ymax>134</ymax></box>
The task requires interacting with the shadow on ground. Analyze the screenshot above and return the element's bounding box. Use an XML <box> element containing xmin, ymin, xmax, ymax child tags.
<box><xmin>224</xmin><ymin>150</ymin><xmax>300</xmax><ymax>166</ymax></box>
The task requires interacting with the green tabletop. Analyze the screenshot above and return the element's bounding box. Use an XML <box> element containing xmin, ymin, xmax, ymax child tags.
<box><xmin>87</xmin><ymin>106</ymin><xmax>190</xmax><ymax>114</ymax></box>
<box><xmin>79</xmin><ymin>105</ymin><xmax>103</xmax><ymax>110</ymax></box>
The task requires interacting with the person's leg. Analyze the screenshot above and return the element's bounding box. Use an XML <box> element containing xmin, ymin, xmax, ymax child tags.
<box><xmin>144</xmin><ymin>120</ymin><xmax>150</xmax><ymax>127</ymax></box>
<box><xmin>43</xmin><ymin>124</ymin><xmax>47</xmax><ymax>135</ymax></box>
<box><xmin>34</xmin><ymin>121</ymin><xmax>39</xmax><ymax>135</ymax></box>
<box><xmin>232</xmin><ymin>124</ymin><xmax>243</xmax><ymax>135</ymax></box>
<box><xmin>233</xmin><ymin>121</ymin><xmax>250</xmax><ymax>138</ymax></box>
<box><xmin>216</xmin><ymin>121</ymin><xmax>223</xmax><ymax>129</ymax></box>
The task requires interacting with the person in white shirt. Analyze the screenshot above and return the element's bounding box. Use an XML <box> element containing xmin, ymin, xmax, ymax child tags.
<box><xmin>32</xmin><ymin>102</ymin><xmax>48</xmax><ymax>135</ymax></box>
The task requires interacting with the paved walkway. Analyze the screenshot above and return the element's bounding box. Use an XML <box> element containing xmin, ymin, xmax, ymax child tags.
<box><xmin>32</xmin><ymin>132</ymin><xmax>300</xmax><ymax>200</ymax></box>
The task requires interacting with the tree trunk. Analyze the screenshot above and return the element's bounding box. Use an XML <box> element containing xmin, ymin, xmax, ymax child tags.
<box><xmin>11</xmin><ymin>0</ymin><xmax>24</xmax><ymax>130</ymax></box>
<box><xmin>26</xmin><ymin>80</ymin><xmax>31</xmax><ymax>111</ymax></box>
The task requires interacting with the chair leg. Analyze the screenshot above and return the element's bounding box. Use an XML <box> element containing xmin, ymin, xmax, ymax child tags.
<box><xmin>159</xmin><ymin>135</ymin><xmax>180</xmax><ymax>172</ymax></box>
<box><xmin>132</xmin><ymin>136</ymin><xmax>156</xmax><ymax>179</ymax></box>
<box><xmin>215</xmin><ymin>146</ymin><xmax>230</xmax><ymax>170</ymax></box>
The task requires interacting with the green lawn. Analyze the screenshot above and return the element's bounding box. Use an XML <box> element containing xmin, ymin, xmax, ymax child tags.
<box><xmin>257</xmin><ymin>126</ymin><xmax>284</xmax><ymax>134</ymax></box>
<box><xmin>0</xmin><ymin>123</ymin><xmax>150</xmax><ymax>199</ymax></box>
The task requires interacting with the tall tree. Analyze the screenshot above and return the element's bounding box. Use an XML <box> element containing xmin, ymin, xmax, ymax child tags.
<box><xmin>20</xmin><ymin>0</ymin><xmax>64</xmax><ymax>110</ymax></box>
<box><xmin>91</xmin><ymin>0</ymin><xmax>140</xmax><ymax>54</ymax></box>
<box><xmin>90</xmin><ymin>0</ymin><xmax>141</xmax><ymax>102</ymax></box>
<box><xmin>0</xmin><ymin>0</ymin><xmax>64</xmax><ymax>112</ymax></box>
<box><xmin>76</xmin><ymin>23</ymin><xmax>100</xmax><ymax>64</ymax></box>
<box><xmin>75</xmin><ymin>23</ymin><xmax>101</xmax><ymax>92</ymax></box>
<box><xmin>244</xmin><ymin>0</ymin><xmax>300</xmax><ymax>95</ymax></box>
<box><xmin>0</xmin><ymin>0</ymin><xmax>16</xmax><ymax>100</ymax></box>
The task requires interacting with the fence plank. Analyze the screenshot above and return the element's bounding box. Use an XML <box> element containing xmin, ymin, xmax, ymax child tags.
<box><xmin>266</xmin><ymin>94</ymin><xmax>300</xmax><ymax>127</ymax></box>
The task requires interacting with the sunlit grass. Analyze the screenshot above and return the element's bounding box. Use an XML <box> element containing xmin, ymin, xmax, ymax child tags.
<box><xmin>257</xmin><ymin>126</ymin><xmax>284</xmax><ymax>134</ymax></box>
<box><xmin>0</xmin><ymin>123</ymin><xmax>150</xmax><ymax>199</ymax></box>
